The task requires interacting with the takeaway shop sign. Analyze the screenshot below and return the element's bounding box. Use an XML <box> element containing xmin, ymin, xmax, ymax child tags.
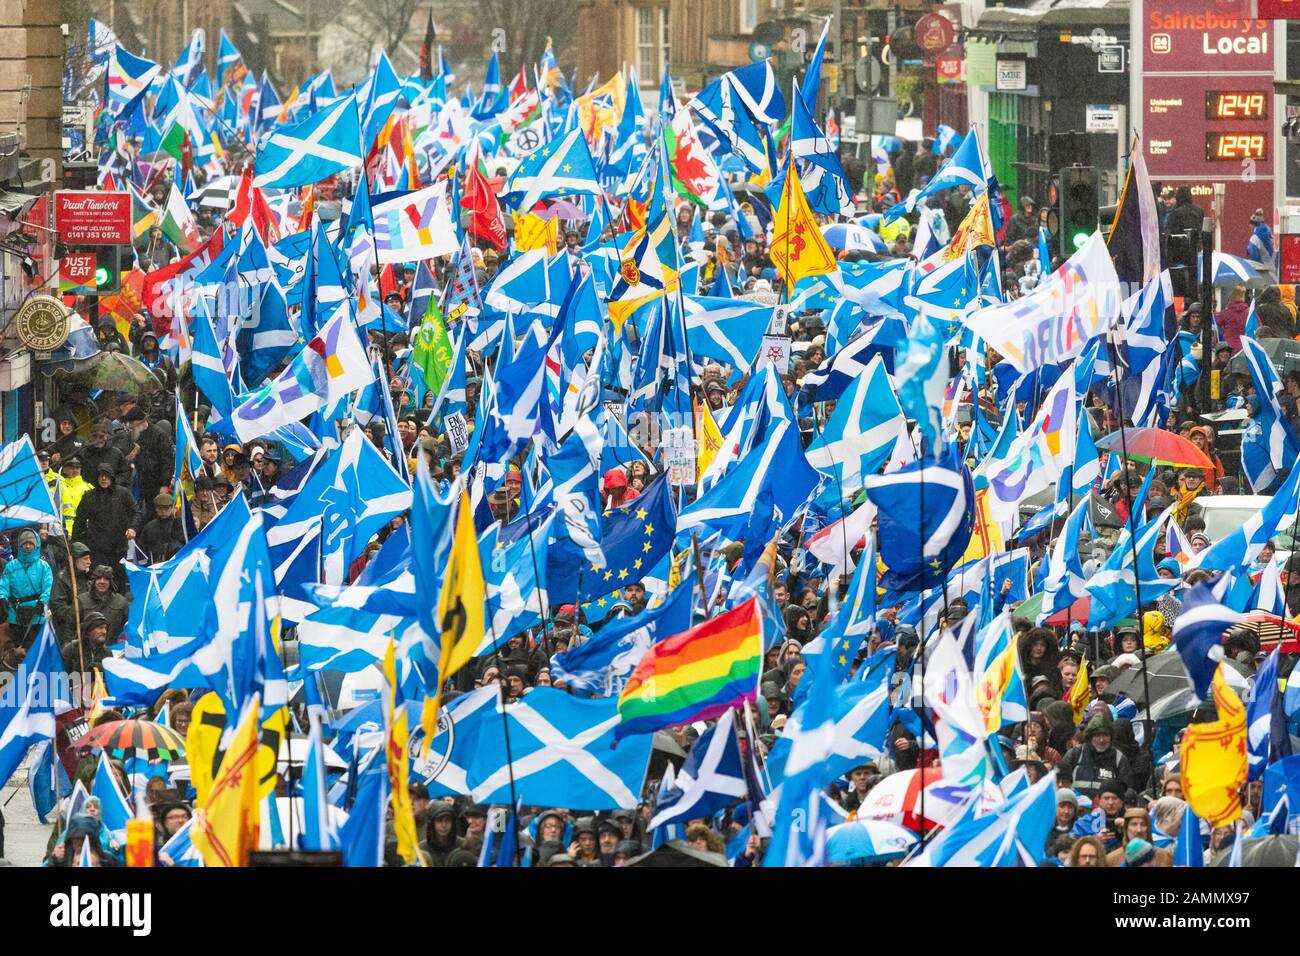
<box><xmin>54</xmin><ymin>191</ymin><xmax>131</xmax><ymax>245</ymax></box>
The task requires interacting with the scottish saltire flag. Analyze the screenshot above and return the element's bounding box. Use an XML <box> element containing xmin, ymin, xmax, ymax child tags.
<box><xmin>649</xmin><ymin>710</ymin><xmax>748</xmax><ymax>828</ymax></box>
<box><xmin>1174</xmin><ymin>575</ymin><xmax>1244</xmax><ymax>700</ymax></box>
<box><xmin>300</xmin><ymin>712</ymin><xmax>340</xmax><ymax>851</ymax></box>
<box><xmin>1240</xmin><ymin>335</ymin><xmax>1300</xmax><ymax>492</ymax></box>
<box><xmin>479</xmin><ymin>513</ymin><xmax>554</xmax><ymax>653</ymax></box>
<box><xmin>0</xmin><ymin>435</ymin><xmax>59</xmax><ymax>530</ymax></box>
<box><xmin>934</xmin><ymin>124</ymin><xmax>960</xmax><ymax>155</ymax></box>
<box><xmin>467</xmin><ymin>689</ymin><xmax>653</xmax><ymax>809</ymax></box>
<box><xmin>1040</xmin><ymin>494</ymin><xmax>1092</xmax><ymax>621</ymax></box>
<box><xmin>863</xmin><ymin>454</ymin><xmax>974</xmax><ymax>592</ymax></box>
<box><xmin>26</xmin><ymin>739</ymin><xmax>71</xmax><ymax>824</ymax></box>
<box><xmin>340</xmin><ymin>749</ymin><xmax>387</xmax><ymax>867</ymax></box>
<box><xmin>229</xmin><ymin>310</ymin><xmax>372</xmax><ymax>443</ymax></box>
<box><xmin>254</xmin><ymin>93</ymin><xmax>362</xmax><ymax>188</ymax></box>
<box><xmin>681</xmin><ymin>297</ymin><xmax>771</xmax><ymax>371</ymax></box>
<box><xmin>1086</xmin><ymin>502</ymin><xmax>1177</xmax><ymax>628</ymax></box>
<box><xmin>804</xmin><ymin>533</ymin><xmax>878</xmax><ymax>684</ymax></box>
<box><xmin>895</xmin><ymin>313</ymin><xmax>949</xmax><ymax>453</ymax></box>
<box><xmin>502</xmin><ymin>127</ymin><xmax>600</xmax><ymax>210</ymax></box>
<box><xmin>0</xmin><ymin>622</ymin><xmax>68</xmax><ymax>789</ymax></box>
<box><xmin>765</xmin><ymin>604</ymin><xmax>836</xmax><ymax>867</ymax></box>
<box><xmin>1173</xmin><ymin>802</ymin><xmax>1205</xmax><ymax>867</ymax></box>
<box><xmin>298</xmin><ymin>574</ymin><xmax>413</xmax><ymax>673</ymax></box>
<box><xmin>1193</xmin><ymin>462</ymin><xmax>1300</xmax><ymax>572</ymax></box>
<box><xmin>551</xmin><ymin>579</ymin><xmax>692</xmax><ymax>696</ymax></box>
<box><xmin>885</xmin><ymin>129</ymin><xmax>987</xmax><ymax>223</ymax></box>
<box><xmin>91</xmin><ymin>751</ymin><xmax>132</xmax><ymax>837</ymax></box>
<box><xmin>765</xmin><ymin>676</ymin><xmax>892</xmax><ymax>787</ymax></box>
<box><xmin>688</xmin><ymin>65</ymin><xmax>775</xmax><ymax>175</ymax></box>
<box><xmin>790</xmin><ymin>78</ymin><xmax>854</xmax><ymax>216</ymax></box>
<box><xmin>263</xmin><ymin>428</ymin><xmax>412</xmax><ymax>620</ymax></box>
<box><xmin>1248</xmin><ymin>647</ymin><xmax>1291</xmax><ymax>781</ymax></box>
<box><xmin>1253</xmin><ymin>560</ymin><xmax>1287</xmax><ymax>617</ymax></box>
<box><xmin>106</xmin><ymin>44</ymin><xmax>159</xmax><ymax>116</ymax></box>
<box><xmin>799</xmin><ymin>321</ymin><xmax>902</xmax><ymax>409</ymax></box>
<box><xmin>358</xmin><ymin>51</ymin><xmax>402</xmax><ymax>152</ymax></box>
<box><xmin>912</xmin><ymin>772</ymin><xmax>1057</xmax><ymax>867</ymax></box>
<box><xmin>372</xmin><ymin>182</ymin><xmax>459</xmax><ymax>264</ymax></box>
<box><xmin>805</xmin><ymin>355</ymin><xmax>903</xmax><ymax>488</ymax></box>
<box><xmin>170</xmin><ymin>27</ymin><xmax>205</xmax><ymax>87</ymax></box>
<box><xmin>159</xmin><ymin>816</ymin><xmax>204</xmax><ymax>867</ymax></box>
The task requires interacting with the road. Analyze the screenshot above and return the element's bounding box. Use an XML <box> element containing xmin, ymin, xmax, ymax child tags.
<box><xmin>1</xmin><ymin>769</ymin><xmax>52</xmax><ymax>867</ymax></box>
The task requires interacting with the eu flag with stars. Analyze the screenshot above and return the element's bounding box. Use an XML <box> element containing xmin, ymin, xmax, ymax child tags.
<box><xmin>578</xmin><ymin>474</ymin><xmax>676</xmax><ymax>605</ymax></box>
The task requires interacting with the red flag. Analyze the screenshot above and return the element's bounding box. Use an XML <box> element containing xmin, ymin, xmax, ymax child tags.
<box><xmin>508</xmin><ymin>65</ymin><xmax>529</xmax><ymax>100</ymax></box>
<box><xmin>461</xmin><ymin>158</ymin><xmax>508</xmax><ymax>251</ymax></box>
<box><xmin>230</xmin><ymin>170</ymin><xmax>281</xmax><ymax>244</ymax></box>
<box><xmin>379</xmin><ymin>264</ymin><xmax>398</xmax><ymax>302</ymax></box>
<box><xmin>142</xmin><ymin>228</ymin><xmax>227</xmax><ymax>336</ymax></box>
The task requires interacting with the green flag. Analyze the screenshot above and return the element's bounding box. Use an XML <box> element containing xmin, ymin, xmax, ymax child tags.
<box><xmin>412</xmin><ymin>296</ymin><xmax>453</xmax><ymax>397</ymax></box>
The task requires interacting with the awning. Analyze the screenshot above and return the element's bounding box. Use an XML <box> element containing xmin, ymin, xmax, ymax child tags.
<box><xmin>0</xmin><ymin>188</ymin><xmax>38</xmax><ymax>217</ymax></box>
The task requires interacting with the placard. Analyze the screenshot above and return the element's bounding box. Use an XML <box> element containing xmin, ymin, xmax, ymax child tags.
<box><xmin>756</xmin><ymin>335</ymin><xmax>792</xmax><ymax>374</ymax></box>
<box><xmin>59</xmin><ymin>252</ymin><xmax>97</xmax><ymax>294</ymax></box>
<box><xmin>445</xmin><ymin>411</ymin><xmax>470</xmax><ymax>455</ymax></box>
<box><xmin>661</xmin><ymin>425</ymin><xmax>697</xmax><ymax>487</ymax></box>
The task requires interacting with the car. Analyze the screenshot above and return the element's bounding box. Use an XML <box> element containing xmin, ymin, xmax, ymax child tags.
<box><xmin>1194</xmin><ymin>495</ymin><xmax>1272</xmax><ymax>542</ymax></box>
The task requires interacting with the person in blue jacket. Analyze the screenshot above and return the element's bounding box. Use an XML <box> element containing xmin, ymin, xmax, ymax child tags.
<box><xmin>0</xmin><ymin>527</ymin><xmax>54</xmax><ymax>648</ymax></box>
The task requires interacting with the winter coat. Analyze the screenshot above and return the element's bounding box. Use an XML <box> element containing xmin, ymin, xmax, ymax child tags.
<box><xmin>71</xmin><ymin>475</ymin><xmax>137</xmax><ymax>564</ymax></box>
<box><xmin>78</xmin><ymin>444</ymin><xmax>130</xmax><ymax>489</ymax></box>
<box><xmin>135</xmin><ymin>420</ymin><xmax>175</xmax><ymax>500</ymax></box>
<box><xmin>81</xmin><ymin>586</ymin><xmax>130</xmax><ymax>641</ymax></box>
<box><xmin>137</xmin><ymin>515</ymin><xmax>186</xmax><ymax>564</ymax></box>
<box><xmin>49</xmin><ymin>567</ymin><xmax>90</xmax><ymax>642</ymax></box>
<box><xmin>0</xmin><ymin>547</ymin><xmax>54</xmax><ymax>623</ymax></box>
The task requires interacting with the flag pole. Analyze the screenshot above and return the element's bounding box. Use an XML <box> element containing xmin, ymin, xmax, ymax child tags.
<box><xmin>514</xmin><ymin>465</ymin><xmax>553</xmax><ymax>643</ymax></box>
<box><xmin>485</xmin><ymin>613</ymin><xmax>522</xmax><ymax>864</ymax></box>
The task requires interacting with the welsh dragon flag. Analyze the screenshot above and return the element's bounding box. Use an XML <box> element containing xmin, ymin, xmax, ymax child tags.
<box><xmin>663</xmin><ymin>109</ymin><xmax>726</xmax><ymax>211</ymax></box>
<box><xmin>159</xmin><ymin>181</ymin><xmax>201</xmax><ymax>253</ymax></box>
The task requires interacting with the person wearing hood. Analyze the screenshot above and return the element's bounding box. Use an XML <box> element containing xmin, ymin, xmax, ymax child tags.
<box><xmin>876</xmin><ymin>721</ymin><xmax>920</xmax><ymax>774</ymax></box>
<box><xmin>418</xmin><ymin>803</ymin><xmax>463</xmax><ymax>867</ymax></box>
<box><xmin>49</xmin><ymin>540</ymin><xmax>92</xmax><ymax>645</ymax></box>
<box><xmin>72</xmin><ymin>465</ymin><xmax>136</xmax><ymax>574</ymax></box>
<box><xmin>124</xmin><ymin>407</ymin><xmax>175</xmax><ymax>502</ymax></box>
<box><xmin>78</xmin><ymin>423</ymin><xmax>129</xmax><ymax>490</ymax></box>
<box><xmin>1111</xmin><ymin>717</ymin><xmax>1154</xmax><ymax>794</ymax></box>
<box><xmin>0</xmin><ymin>528</ymin><xmax>53</xmax><ymax>643</ymax></box>
<box><xmin>1018</xmin><ymin>627</ymin><xmax>1062</xmax><ymax>698</ymax></box>
<box><xmin>763</xmin><ymin>638</ymin><xmax>802</xmax><ymax>686</ymax></box>
<box><xmin>1142</xmin><ymin>609</ymin><xmax>1171</xmax><ymax>655</ymax></box>
<box><xmin>56</xmin><ymin>458</ymin><xmax>92</xmax><ymax>535</ymax></box>
<box><xmin>46</xmin><ymin>812</ymin><xmax>118</xmax><ymax>867</ymax></box>
<box><xmin>136</xmin><ymin>494</ymin><xmax>187</xmax><ymax>564</ymax></box>
<box><xmin>782</xmin><ymin>604</ymin><xmax>812</xmax><ymax>644</ymax></box>
<box><xmin>1057</xmin><ymin>712</ymin><xmax>1129</xmax><ymax>800</ymax></box>
<box><xmin>135</xmin><ymin>328</ymin><xmax>177</xmax><ymax>390</ymax></box>
<box><xmin>82</xmin><ymin>565</ymin><xmax>130</xmax><ymax>641</ymax></box>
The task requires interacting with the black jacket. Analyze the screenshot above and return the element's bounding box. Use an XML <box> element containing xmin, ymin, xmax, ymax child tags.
<box><xmin>79</xmin><ymin>443</ymin><xmax>129</xmax><ymax>489</ymax></box>
<box><xmin>1057</xmin><ymin>743</ymin><xmax>1129</xmax><ymax>798</ymax></box>
<box><xmin>137</xmin><ymin>515</ymin><xmax>186</xmax><ymax>564</ymax></box>
<box><xmin>1164</xmin><ymin>199</ymin><xmax>1204</xmax><ymax>239</ymax></box>
<box><xmin>135</xmin><ymin>420</ymin><xmax>175</xmax><ymax>501</ymax></box>
<box><xmin>72</xmin><ymin>477</ymin><xmax>136</xmax><ymax>562</ymax></box>
<box><xmin>49</xmin><ymin>568</ymin><xmax>90</xmax><ymax>642</ymax></box>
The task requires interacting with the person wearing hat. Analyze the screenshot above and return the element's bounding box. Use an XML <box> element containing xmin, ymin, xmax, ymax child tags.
<box><xmin>1112</xmin><ymin>622</ymin><xmax>1142</xmax><ymax>657</ymax></box>
<box><xmin>135</xmin><ymin>326</ymin><xmax>176</xmax><ymax>390</ymax></box>
<box><xmin>0</xmin><ymin>527</ymin><xmax>53</xmax><ymax>643</ymax></box>
<box><xmin>49</xmin><ymin>541</ymin><xmax>93</xmax><ymax>645</ymax></box>
<box><xmin>78</xmin><ymin>422</ymin><xmax>128</xmax><ymax>491</ymax></box>
<box><xmin>81</xmin><ymin>564</ymin><xmax>129</xmax><ymax>643</ymax></box>
<box><xmin>481</xmin><ymin>247</ymin><xmax>500</xmax><ymax>278</ymax></box>
<box><xmin>1053</xmin><ymin>788</ymin><xmax>1081</xmax><ymax>841</ymax></box>
<box><xmin>612</xmin><ymin>839</ymin><xmax>642</xmax><ymax>867</ymax></box>
<box><xmin>136</xmin><ymin>493</ymin><xmax>186</xmax><ymax>564</ymax></box>
<box><xmin>64</xmin><ymin>609</ymin><xmax>112</xmax><ymax>672</ymax></box>
<box><xmin>596</xmin><ymin>818</ymin><xmax>622</xmax><ymax>865</ymax></box>
<box><xmin>123</xmin><ymin>406</ymin><xmax>175</xmax><ymax>502</ymax></box>
<box><xmin>461</xmin><ymin>804</ymin><xmax>488</xmax><ymax>842</ymax></box>
<box><xmin>93</xmin><ymin>313</ymin><xmax>129</xmax><ymax>354</ymax></box>
<box><xmin>1057</xmin><ymin>712</ymin><xmax>1129</xmax><ymax>803</ymax></box>
<box><xmin>71</xmin><ymin>463</ymin><xmax>136</xmax><ymax>575</ymax></box>
<box><xmin>602</xmin><ymin>467</ymin><xmax>637</xmax><ymax>509</ymax></box>
<box><xmin>56</xmin><ymin>458</ymin><xmax>91</xmax><ymax>536</ymax></box>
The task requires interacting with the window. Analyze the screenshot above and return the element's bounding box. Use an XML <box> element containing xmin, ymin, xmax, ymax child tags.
<box><xmin>636</xmin><ymin>6</ymin><xmax>670</xmax><ymax>82</ymax></box>
<box><xmin>637</xmin><ymin>6</ymin><xmax>660</xmax><ymax>82</ymax></box>
<box><xmin>740</xmin><ymin>0</ymin><xmax>758</xmax><ymax>34</ymax></box>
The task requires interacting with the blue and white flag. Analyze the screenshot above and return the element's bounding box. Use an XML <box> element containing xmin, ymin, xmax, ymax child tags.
<box><xmin>1240</xmin><ymin>335</ymin><xmax>1300</xmax><ymax>492</ymax></box>
<box><xmin>502</xmin><ymin>127</ymin><xmax>601</xmax><ymax>210</ymax></box>
<box><xmin>91</xmin><ymin>750</ymin><xmax>132</xmax><ymax>838</ymax></box>
<box><xmin>884</xmin><ymin>129</ymin><xmax>986</xmax><ymax>223</ymax></box>
<box><xmin>1040</xmin><ymin>494</ymin><xmax>1092</xmax><ymax>622</ymax></box>
<box><xmin>649</xmin><ymin>710</ymin><xmax>749</xmax><ymax>829</ymax></box>
<box><xmin>551</xmin><ymin>579</ymin><xmax>693</xmax><ymax>696</ymax></box>
<box><xmin>790</xmin><ymin>78</ymin><xmax>854</xmax><ymax>216</ymax></box>
<box><xmin>912</xmin><ymin>772</ymin><xmax>1057</xmax><ymax>867</ymax></box>
<box><xmin>26</xmin><ymin>739</ymin><xmax>71</xmax><ymax>824</ymax></box>
<box><xmin>682</xmin><ymin>297</ymin><xmax>772</xmax><ymax>371</ymax></box>
<box><xmin>895</xmin><ymin>313</ymin><xmax>949</xmax><ymax>453</ymax></box>
<box><xmin>0</xmin><ymin>622</ymin><xmax>68</xmax><ymax>789</ymax></box>
<box><xmin>1173</xmin><ymin>575</ymin><xmax>1244</xmax><ymax>700</ymax></box>
<box><xmin>0</xmin><ymin>435</ymin><xmax>59</xmax><ymax>531</ymax></box>
<box><xmin>300</xmin><ymin>712</ymin><xmax>341</xmax><ymax>851</ymax></box>
<box><xmin>805</xmin><ymin>355</ymin><xmax>903</xmax><ymax>488</ymax></box>
<box><xmin>159</xmin><ymin>816</ymin><xmax>204</xmax><ymax>867</ymax></box>
<box><xmin>1173</xmin><ymin>802</ymin><xmax>1205</xmax><ymax>867</ymax></box>
<box><xmin>1192</xmin><ymin>462</ymin><xmax>1300</xmax><ymax>573</ymax></box>
<box><xmin>254</xmin><ymin>93</ymin><xmax>363</xmax><ymax>188</ymax></box>
<box><xmin>467</xmin><ymin>689</ymin><xmax>653</xmax><ymax>809</ymax></box>
<box><xmin>1248</xmin><ymin>647</ymin><xmax>1291</xmax><ymax>782</ymax></box>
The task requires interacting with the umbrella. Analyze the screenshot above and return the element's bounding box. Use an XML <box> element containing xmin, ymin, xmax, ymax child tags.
<box><xmin>1095</xmin><ymin>427</ymin><xmax>1212</xmax><ymax>469</ymax></box>
<box><xmin>1108</xmin><ymin>650</ymin><xmax>1251</xmax><ymax>716</ymax></box>
<box><xmin>826</xmin><ymin>819</ymin><xmax>917</xmax><ymax>864</ymax></box>
<box><xmin>75</xmin><ymin>719</ymin><xmax>186</xmax><ymax>760</ymax></box>
<box><xmin>626</xmin><ymin>840</ymin><xmax>728</xmax><ymax>867</ymax></box>
<box><xmin>856</xmin><ymin>766</ymin><xmax>947</xmax><ymax>832</ymax></box>
<box><xmin>277</xmin><ymin>736</ymin><xmax>348</xmax><ymax>772</ymax></box>
<box><xmin>1227</xmin><ymin>613</ymin><xmax>1300</xmax><ymax>654</ymax></box>
<box><xmin>534</xmin><ymin>199</ymin><xmax>587</xmax><ymax>221</ymax></box>
<box><xmin>1225</xmin><ymin>337</ymin><xmax>1300</xmax><ymax>378</ymax></box>
<box><xmin>821</xmin><ymin>222</ymin><xmax>887</xmax><ymax>253</ymax></box>
<box><xmin>1211</xmin><ymin>834</ymin><xmax>1298</xmax><ymax>867</ymax></box>
<box><xmin>57</xmin><ymin>351</ymin><xmax>164</xmax><ymax>394</ymax></box>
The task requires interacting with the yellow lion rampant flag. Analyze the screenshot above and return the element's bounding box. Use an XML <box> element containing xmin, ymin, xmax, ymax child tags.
<box><xmin>191</xmin><ymin>694</ymin><xmax>261</xmax><ymax>867</ymax></box>
<box><xmin>770</xmin><ymin>170</ymin><xmax>837</xmax><ymax>289</ymax></box>
<box><xmin>1180</xmin><ymin>665</ymin><xmax>1248</xmax><ymax>828</ymax></box>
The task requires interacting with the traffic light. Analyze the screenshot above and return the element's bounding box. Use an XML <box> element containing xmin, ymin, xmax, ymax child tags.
<box><xmin>90</xmin><ymin>246</ymin><xmax>124</xmax><ymax>294</ymax></box>
<box><xmin>1166</xmin><ymin>231</ymin><xmax>1201</xmax><ymax>301</ymax></box>
<box><xmin>1057</xmin><ymin>165</ymin><xmax>1098</xmax><ymax>258</ymax></box>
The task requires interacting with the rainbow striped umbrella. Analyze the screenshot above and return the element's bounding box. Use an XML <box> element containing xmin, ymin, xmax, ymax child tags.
<box><xmin>74</xmin><ymin>719</ymin><xmax>186</xmax><ymax>760</ymax></box>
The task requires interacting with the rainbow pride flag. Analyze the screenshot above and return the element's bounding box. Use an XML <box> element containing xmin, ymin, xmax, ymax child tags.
<box><xmin>614</xmin><ymin>598</ymin><xmax>764</xmax><ymax>740</ymax></box>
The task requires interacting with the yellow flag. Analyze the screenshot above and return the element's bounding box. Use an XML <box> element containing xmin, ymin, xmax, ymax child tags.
<box><xmin>695</xmin><ymin>399</ymin><xmax>723</xmax><ymax>477</ymax></box>
<box><xmin>1069</xmin><ymin>657</ymin><xmax>1091</xmax><ymax>724</ymax></box>
<box><xmin>942</xmin><ymin>192</ymin><xmax>996</xmax><ymax>262</ymax></box>
<box><xmin>191</xmin><ymin>694</ymin><xmax>261</xmax><ymax>868</ymax></box>
<box><xmin>576</xmin><ymin>73</ymin><xmax>625</xmax><ymax>142</ymax></box>
<box><xmin>187</xmin><ymin>692</ymin><xmax>288</xmax><ymax>805</ymax></box>
<box><xmin>87</xmin><ymin>669</ymin><xmax>107</xmax><ymax>723</ymax></box>
<box><xmin>960</xmin><ymin>488</ymin><xmax>1005</xmax><ymax>564</ymax></box>
<box><xmin>1181</xmin><ymin>665</ymin><xmax>1248</xmax><ymax>828</ymax></box>
<box><xmin>384</xmin><ymin>639</ymin><xmax>421</xmax><ymax>865</ymax></box>
<box><xmin>976</xmin><ymin>641</ymin><xmax>1018</xmax><ymax>735</ymax></box>
<box><xmin>421</xmin><ymin>491</ymin><xmax>486</xmax><ymax>749</ymax></box>
<box><xmin>770</xmin><ymin>169</ymin><xmax>837</xmax><ymax>289</ymax></box>
<box><xmin>513</xmin><ymin>211</ymin><xmax>558</xmax><ymax>253</ymax></box>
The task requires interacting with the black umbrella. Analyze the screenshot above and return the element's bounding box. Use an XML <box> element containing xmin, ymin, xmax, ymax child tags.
<box><xmin>1211</xmin><ymin>834</ymin><xmax>1298</xmax><ymax>867</ymax></box>
<box><xmin>1106</xmin><ymin>651</ymin><xmax>1250</xmax><ymax>717</ymax></box>
<box><xmin>1224</xmin><ymin>337</ymin><xmax>1300</xmax><ymax>378</ymax></box>
<box><xmin>626</xmin><ymin>840</ymin><xmax>728</xmax><ymax>867</ymax></box>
